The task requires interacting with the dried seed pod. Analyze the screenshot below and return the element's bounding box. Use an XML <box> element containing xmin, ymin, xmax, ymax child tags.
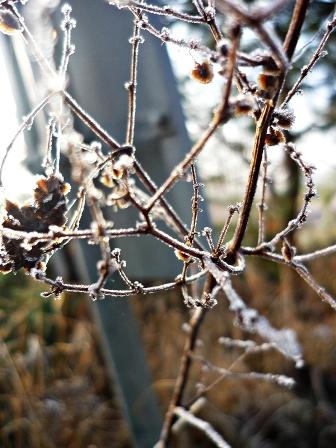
<box><xmin>0</xmin><ymin>9</ymin><xmax>23</xmax><ymax>35</ymax></box>
<box><xmin>191</xmin><ymin>61</ymin><xmax>214</xmax><ymax>84</ymax></box>
<box><xmin>175</xmin><ymin>241</ymin><xmax>192</xmax><ymax>262</ymax></box>
<box><xmin>111</xmin><ymin>145</ymin><xmax>135</xmax><ymax>179</ymax></box>
<box><xmin>234</xmin><ymin>98</ymin><xmax>253</xmax><ymax>116</ymax></box>
<box><xmin>35</xmin><ymin>261</ymin><xmax>46</xmax><ymax>272</ymax></box>
<box><xmin>61</xmin><ymin>182</ymin><xmax>71</xmax><ymax>195</ymax></box>
<box><xmin>174</xmin><ymin>249</ymin><xmax>191</xmax><ymax>263</ymax></box>
<box><xmin>34</xmin><ymin>175</ymin><xmax>70</xmax><ymax>227</ymax></box>
<box><xmin>115</xmin><ymin>197</ymin><xmax>130</xmax><ymax>209</ymax></box>
<box><xmin>107</xmin><ymin>184</ymin><xmax>130</xmax><ymax>209</ymax></box>
<box><xmin>274</xmin><ymin>108</ymin><xmax>295</xmax><ymax>129</ymax></box>
<box><xmin>100</xmin><ymin>172</ymin><xmax>115</xmax><ymax>188</ymax></box>
<box><xmin>265</xmin><ymin>128</ymin><xmax>286</xmax><ymax>146</ymax></box>
<box><xmin>111</xmin><ymin>156</ymin><xmax>131</xmax><ymax>179</ymax></box>
<box><xmin>258</xmin><ymin>73</ymin><xmax>278</xmax><ymax>90</ymax></box>
<box><xmin>0</xmin><ymin>175</ymin><xmax>70</xmax><ymax>272</ymax></box>
<box><xmin>111</xmin><ymin>165</ymin><xmax>124</xmax><ymax>180</ymax></box>
<box><xmin>257</xmin><ymin>73</ymin><xmax>279</xmax><ymax>98</ymax></box>
<box><xmin>262</xmin><ymin>56</ymin><xmax>281</xmax><ymax>75</ymax></box>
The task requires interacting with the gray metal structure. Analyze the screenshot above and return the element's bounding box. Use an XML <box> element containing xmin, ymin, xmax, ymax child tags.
<box><xmin>4</xmin><ymin>2</ymin><xmax>210</xmax><ymax>446</ymax></box>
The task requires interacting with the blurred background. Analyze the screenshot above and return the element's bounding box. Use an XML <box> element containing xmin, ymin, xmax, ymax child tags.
<box><xmin>0</xmin><ymin>0</ymin><xmax>336</xmax><ymax>447</ymax></box>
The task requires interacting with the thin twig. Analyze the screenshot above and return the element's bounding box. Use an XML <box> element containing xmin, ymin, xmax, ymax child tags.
<box><xmin>257</xmin><ymin>147</ymin><xmax>269</xmax><ymax>245</ymax></box>
<box><xmin>215</xmin><ymin>204</ymin><xmax>240</xmax><ymax>255</ymax></box>
<box><xmin>158</xmin><ymin>307</ymin><xmax>207</xmax><ymax>446</ymax></box>
<box><xmin>242</xmin><ymin>248</ymin><xmax>336</xmax><ymax>310</ymax></box>
<box><xmin>127</xmin><ymin>0</ymin><xmax>205</xmax><ymax>23</ymax></box>
<box><xmin>282</xmin><ymin>13</ymin><xmax>336</xmax><ymax>107</ymax></box>
<box><xmin>34</xmin><ymin>269</ymin><xmax>207</xmax><ymax>298</ymax></box>
<box><xmin>295</xmin><ymin>244</ymin><xmax>336</xmax><ymax>262</ymax></box>
<box><xmin>0</xmin><ymin>91</ymin><xmax>59</xmax><ymax>186</ymax></box>
<box><xmin>173</xmin><ymin>406</ymin><xmax>231</xmax><ymax>448</ymax></box>
<box><xmin>145</xmin><ymin>23</ymin><xmax>240</xmax><ymax>212</ymax></box>
<box><xmin>188</xmin><ymin>164</ymin><xmax>202</xmax><ymax>247</ymax></box>
<box><xmin>126</xmin><ymin>18</ymin><xmax>142</xmax><ymax>145</ymax></box>
<box><xmin>293</xmin><ymin>263</ymin><xmax>336</xmax><ymax>310</ymax></box>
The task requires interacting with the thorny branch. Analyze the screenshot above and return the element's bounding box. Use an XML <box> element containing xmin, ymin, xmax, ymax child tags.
<box><xmin>0</xmin><ymin>0</ymin><xmax>336</xmax><ymax>445</ymax></box>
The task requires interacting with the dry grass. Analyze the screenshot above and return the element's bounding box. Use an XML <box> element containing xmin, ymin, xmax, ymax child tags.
<box><xmin>0</xmin><ymin>274</ymin><xmax>131</xmax><ymax>448</ymax></box>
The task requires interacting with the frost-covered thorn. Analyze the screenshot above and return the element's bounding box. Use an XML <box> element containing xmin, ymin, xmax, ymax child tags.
<box><xmin>42</xmin><ymin>276</ymin><xmax>64</xmax><ymax>299</ymax></box>
<box><xmin>129</xmin><ymin>35</ymin><xmax>145</xmax><ymax>45</ymax></box>
<box><xmin>201</xmin><ymin>292</ymin><xmax>217</xmax><ymax>309</ymax></box>
<box><xmin>132</xmin><ymin>281</ymin><xmax>144</xmax><ymax>293</ymax></box>
<box><xmin>61</xmin><ymin>4</ymin><xmax>72</xmax><ymax>14</ymax></box>
<box><xmin>29</xmin><ymin>262</ymin><xmax>46</xmax><ymax>279</ymax></box>
<box><xmin>111</xmin><ymin>248</ymin><xmax>121</xmax><ymax>262</ymax></box>
<box><xmin>160</xmin><ymin>27</ymin><xmax>170</xmax><ymax>41</ymax></box>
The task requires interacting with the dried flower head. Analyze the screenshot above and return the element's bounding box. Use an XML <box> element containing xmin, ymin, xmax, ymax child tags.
<box><xmin>191</xmin><ymin>61</ymin><xmax>214</xmax><ymax>84</ymax></box>
<box><xmin>0</xmin><ymin>175</ymin><xmax>70</xmax><ymax>272</ymax></box>
<box><xmin>110</xmin><ymin>145</ymin><xmax>135</xmax><ymax>179</ymax></box>
<box><xmin>175</xmin><ymin>240</ymin><xmax>192</xmax><ymax>263</ymax></box>
<box><xmin>274</xmin><ymin>108</ymin><xmax>295</xmax><ymax>129</ymax></box>
<box><xmin>258</xmin><ymin>73</ymin><xmax>279</xmax><ymax>98</ymax></box>
<box><xmin>174</xmin><ymin>249</ymin><xmax>191</xmax><ymax>262</ymax></box>
<box><xmin>265</xmin><ymin>127</ymin><xmax>286</xmax><ymax>146</ymax></box>
<box><xmin>100</xmin><ymin>171</ymin><xmax>115</xmax><ymax>188</ymax></box>
<box><xmin>262</xmin><ymin>56</ymin><xmax>281</xmax><ymax>75</ymax></box>
<box><xmin>106</xmin><ymin>183</ymin><xmax>130</xmax><ymax>210</ymax></box>
<box><xmin>234</xmin><ymin>97</ymin><xmax>253</xmax><ymax>116</ymax></box>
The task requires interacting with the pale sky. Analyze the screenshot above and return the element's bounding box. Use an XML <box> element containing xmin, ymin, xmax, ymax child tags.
<box><xmin>0</xmin><ymin>38</ymin><xmax>36</xmax><ymax>202</ymax></box>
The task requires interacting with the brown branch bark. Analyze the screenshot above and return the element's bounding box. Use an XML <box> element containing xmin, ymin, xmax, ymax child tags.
<box><xmin>227</xmin><ymin>0</ymin><xmax>310</xmax><ymax>259</ymax></box>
